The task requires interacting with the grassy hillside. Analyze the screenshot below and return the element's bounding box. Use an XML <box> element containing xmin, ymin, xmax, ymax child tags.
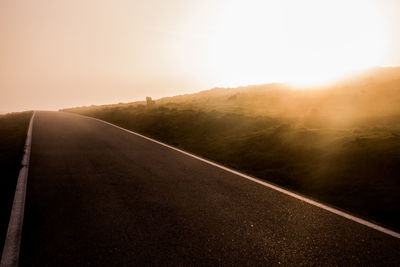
<box><xmin>0</xmin><ymin>111</ymin><xmax>32</xmax><ymax>252</ymax></box>
<box><xmin>63</xmin><ymin>67</ymin><xmax>400</xmax><ymax>230</ymax></box>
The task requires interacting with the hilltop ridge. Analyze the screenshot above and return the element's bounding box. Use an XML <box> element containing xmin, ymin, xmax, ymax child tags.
<box><xmin>64</xmin><ymin>67</ymin><xmax>400</xmax><ymax>130</ymax></box>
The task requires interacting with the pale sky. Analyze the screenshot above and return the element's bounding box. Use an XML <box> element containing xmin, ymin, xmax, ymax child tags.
<box><xmin>1</xmin><ymin>0</ymin><xmax>400</xmax><ymax>113</ymax></box>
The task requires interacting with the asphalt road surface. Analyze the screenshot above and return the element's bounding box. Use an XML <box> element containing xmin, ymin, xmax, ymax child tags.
<box><xmin>20</xmin><ymin>111</ymin><xmax>400</xmax><ymax>266</ymax></box>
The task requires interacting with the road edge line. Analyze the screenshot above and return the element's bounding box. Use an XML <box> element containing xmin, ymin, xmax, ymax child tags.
<box><xmin>1</xmin><ymin>111</ymin><xmax>36</xmax><ymax>267</ymax></box>
<box><xmin>76</xmin><ymin>113</ymin><xmax>400</xmax><ymax>239</ymax></box>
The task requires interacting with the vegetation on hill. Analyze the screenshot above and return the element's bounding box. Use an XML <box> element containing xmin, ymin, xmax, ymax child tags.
<box><xmin>0</xmin><ymin>111</ymin><xmax>32</xmax><ymax>251</ymax></box>
<box><xmin>62</xmin><ymin>67</ymin><xmax>400</xmax><ymax>230</ymax></box>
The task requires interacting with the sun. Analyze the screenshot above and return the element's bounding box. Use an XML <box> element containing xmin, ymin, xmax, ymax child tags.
<box><xmin>204</xmin><ymin>0</ymin><xmax>387</xmax><ymax>87</ymax></box>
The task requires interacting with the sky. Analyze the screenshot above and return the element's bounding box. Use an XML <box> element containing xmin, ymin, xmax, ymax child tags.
<box><xmin>1</xmin><ymin>0</ymin><xmax>400</xmax><ymax>113</ymax></box>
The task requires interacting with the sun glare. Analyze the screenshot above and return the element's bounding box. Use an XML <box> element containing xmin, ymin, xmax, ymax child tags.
<box><xmin>205</xmin><ymin>0</ymin><xmax>386</xmax><ymax>87</ymax></box>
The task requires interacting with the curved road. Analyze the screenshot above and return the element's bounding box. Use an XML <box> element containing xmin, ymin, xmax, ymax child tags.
<box><xmin>20</xmin><ymin>111</ymin><xmax>399</xmax><ymax>266</ymax></box>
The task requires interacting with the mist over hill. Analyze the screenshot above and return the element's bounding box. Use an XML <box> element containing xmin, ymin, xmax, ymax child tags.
<box><xmin>70</xmin><ymin>67</ymin><xmax>400</xmax><ymax>128</ymax></box>
<box><xmin>154</xmin><ymin>67</ymin><xmax>400</xmax><ymax>128</ymax></box>
<box><xmin>63</xmin><ymin>67</ymin><xmax>400</xmax><ymax>230</ymax></box>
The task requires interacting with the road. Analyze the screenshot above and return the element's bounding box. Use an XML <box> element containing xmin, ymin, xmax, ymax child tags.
<box><xmin>20</xmin><ymin>111</ymin><xmax>400</xmax><ymax>266</ymax></box>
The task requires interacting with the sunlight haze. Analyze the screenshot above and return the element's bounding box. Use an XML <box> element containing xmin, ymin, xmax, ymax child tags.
<box><xmin>1</xmin><ymin>0</ymin><xmax>400</xmax><ymax>112</ymax></box>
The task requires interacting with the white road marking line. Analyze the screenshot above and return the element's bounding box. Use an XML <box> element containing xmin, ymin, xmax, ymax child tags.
<box><xmin>1</xmin><ymin>111</ymin><xmax>36</xmax><ymax>267</ymax></box>
<box><xmin>80</xmin><ymin>113</ymin><xmax>400</xmax><ymax>239</ymax></box>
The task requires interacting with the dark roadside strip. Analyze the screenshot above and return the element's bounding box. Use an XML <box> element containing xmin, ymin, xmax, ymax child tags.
<box><xmin>0</xmin><ymin>112</ymin><xmax>33</xmax><ymax>253</ymax></box>
<box><xmin>1</xmin><ymin>112</ymin><xmax>35</xmax><ymax>267</ymax></box>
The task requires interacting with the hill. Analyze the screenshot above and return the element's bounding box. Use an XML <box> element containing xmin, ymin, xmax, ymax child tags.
<box><xmin>62</xmin><ymin>67</ymin><xmax>400</xmax><ymax>230</ymax></box>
